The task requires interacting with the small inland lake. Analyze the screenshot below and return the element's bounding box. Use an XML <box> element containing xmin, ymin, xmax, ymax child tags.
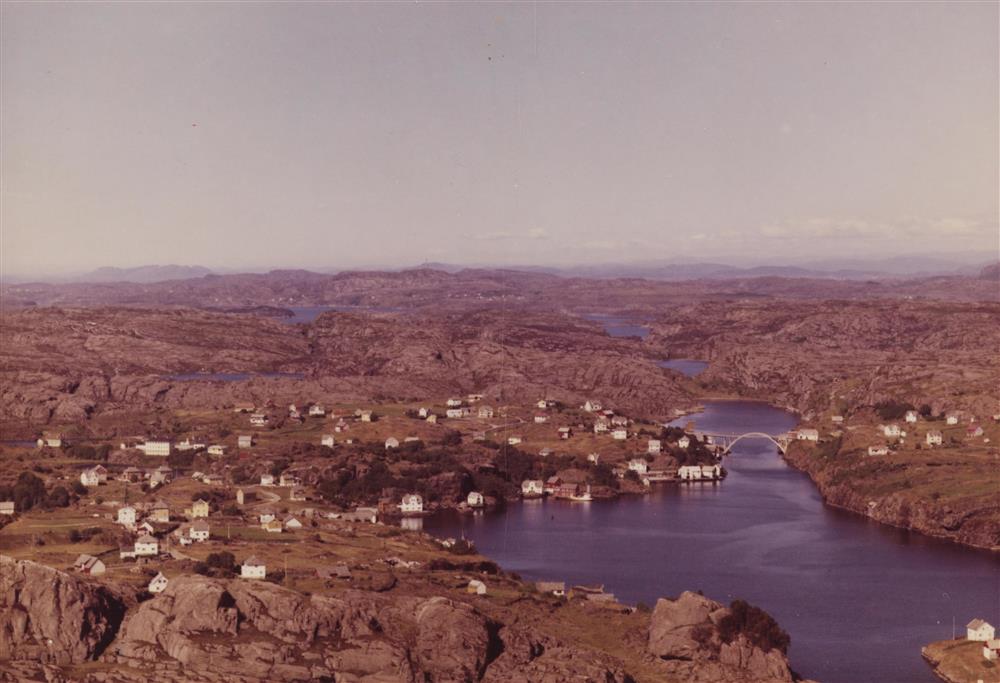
<box><xmin>423</xmin><ymin>400</ymin><xmax>1000</xmax><ymax>683</ymax></box>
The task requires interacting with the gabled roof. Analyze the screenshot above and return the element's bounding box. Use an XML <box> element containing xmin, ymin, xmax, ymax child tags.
<box><xmin>244</xmin><ymin>555</ymin><xmax>264</xmax><ymax>566</ymax></box>
<box><xmin>968</xmin><ymin>618</ymin><xmax>992</xmax><ymax>629</ymax></box>
<box><xmin>136</xmin><ymin>534</ymin><xmax>157</xmax><ymax>544</ymax></box>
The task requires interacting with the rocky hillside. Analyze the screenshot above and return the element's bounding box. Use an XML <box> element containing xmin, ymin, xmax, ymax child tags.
<box><xmin>0</xmin><ymin>307</ymin><xmax>695</xmax><ymax>433</ymax></box>
<box><xmin>0</xmin><ymin>554</ymin><xmax>807</xmax><ymax>683</ymax></box>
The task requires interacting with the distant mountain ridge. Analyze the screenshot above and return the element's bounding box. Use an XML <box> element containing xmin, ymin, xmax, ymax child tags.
<box><xmin>74</xmin><ymin>264</ymin><xmax>214</xmax><ymax>283</ymax></box>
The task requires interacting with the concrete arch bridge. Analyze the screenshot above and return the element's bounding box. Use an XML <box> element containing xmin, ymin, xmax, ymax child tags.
<box><xmin>693</xmin><ymin>431</ymin><xmax>792</xmax><ymax>455</ymax></box>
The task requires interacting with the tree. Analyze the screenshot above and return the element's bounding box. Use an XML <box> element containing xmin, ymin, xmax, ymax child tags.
<box><xmin>717</xmin><ymin>600</ymin><xmax>790</xmax><ymax>653</ymax></box>
<box><xmin>205</xmin><ymin>551</ymin><xmax>236</xmax><ymax>573</ymax></box>
<box><xmin>46</xmin><ymin>486</ymin><xmax>71</xmax><ymax>508</ymax></box>
<box><xmin>12</xmin><ymin>471</ymin><xmax>46</xmax><ymax>511</ymax></box>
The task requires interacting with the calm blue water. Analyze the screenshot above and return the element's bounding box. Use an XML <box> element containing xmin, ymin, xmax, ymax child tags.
<box><xmin>583</xmin><ymin>313</ymin><xmax>651</xmax><ymax>339</ymax></box>
<box><xmin>165</xmin><ymin>372</ymin><xmax>305</xmax><ymax>382</ymax></box>
<box><xmin>424</xmin><ymin>400</ymin><xmax>999</xmax><ymax>683</ymax></box>
<box><xmin>659</xmin><ymin>359</ymin><xmax>709</xmax><ymax>377</ymax></box>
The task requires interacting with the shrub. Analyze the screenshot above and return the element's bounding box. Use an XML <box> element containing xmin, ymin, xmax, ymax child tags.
<box><xmin>205</xmin><ymin>551</ymin><xmax>236</xmax><ymax>573</ymax></box>
<box><xmin>717</xmin><ymin>599</ymin><xmax>790</xmax><ymax>653</ymax></box>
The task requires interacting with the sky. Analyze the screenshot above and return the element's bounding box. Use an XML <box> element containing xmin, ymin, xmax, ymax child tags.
<box><xmin>2</xmin><ymin>1</ymin><xmax>998</xmax><ymax>277</ymax></box>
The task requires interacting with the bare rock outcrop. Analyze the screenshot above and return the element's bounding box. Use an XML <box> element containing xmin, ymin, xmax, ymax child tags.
<box><xmin>648</xmin><ymin>592</ymin><xmax>795</xmax><ymax>683</ymax></box>
<box><xmin>0</xmin><ymin>556</ymin><xmax>128</xmax><ymax>665</ymax></box>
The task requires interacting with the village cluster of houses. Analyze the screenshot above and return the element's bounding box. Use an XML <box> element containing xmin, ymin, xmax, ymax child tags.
<box><xmin>80</xmin><ymin>464</ymin><xmax>176</xmax><ymax>488</ymax></box>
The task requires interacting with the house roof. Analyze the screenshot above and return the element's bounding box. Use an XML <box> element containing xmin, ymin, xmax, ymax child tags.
<box><xmin>968</xmin><ymin>618</ymin><xmax>992</xmax><ymax>629</ymax></box>
<box><xmin>136</xmin><ymin>534</ymin><xmax>157</xmax><ymax>544</ymax></box>
<box><xmin>191</xmin><ymin>520</ymin><xmax>210</xmax><ymax>531</ymax></box>
<box><xmin>244</xmin><ymin>556</ymin><xmax>264</xmax><ymax>566</ymax></box>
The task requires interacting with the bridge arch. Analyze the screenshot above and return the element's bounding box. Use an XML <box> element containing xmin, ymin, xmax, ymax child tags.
<box><xmin>718</xmin><ymin>432</ymin><xmax>790</xmax><ymax>455</ymax></box>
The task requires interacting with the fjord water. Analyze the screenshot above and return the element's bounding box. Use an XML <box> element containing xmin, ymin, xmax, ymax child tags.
<box><xmin>424</xmin><ymin>400</ymin><xmax>1000</xmax><ymax>683</ymax></box>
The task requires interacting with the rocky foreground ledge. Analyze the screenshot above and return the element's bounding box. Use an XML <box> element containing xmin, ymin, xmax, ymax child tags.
<box><xmin>0</xmin><ymin>555</ymin><xmax>813</xmax><ymax>683</ymax></box>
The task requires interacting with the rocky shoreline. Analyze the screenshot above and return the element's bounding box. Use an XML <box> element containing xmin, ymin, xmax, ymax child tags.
<box><xmin>780</xmin><ymin>445</ymin><xmax>999</xmax><ymax>551</ymax></box>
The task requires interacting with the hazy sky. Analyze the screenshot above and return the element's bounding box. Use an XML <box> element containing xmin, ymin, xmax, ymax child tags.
<box><xmin>2</xmin><ymin>1</ymin><xmax>997</xmax><ymax>276</ymax></box>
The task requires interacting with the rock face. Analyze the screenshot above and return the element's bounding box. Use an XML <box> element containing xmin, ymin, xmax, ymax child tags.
<box><xmin>648</xmin><ymin>592</ymin><xmax>794</xmax><ymax>683</ymax></box>
<box><xmin>0</xmin><ymin>556</ymin><xmax>128</xmax><ymax>665</ymax></box>
<box><xmin>103</xmin><ymin>575</ymin><xmax>630</xmax><ymax>683</ymax></box>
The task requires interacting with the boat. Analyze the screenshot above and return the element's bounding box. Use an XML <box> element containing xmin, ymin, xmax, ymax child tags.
<box><xmin>569</xmin><ymin>485</ymin><xmax>593</xmax><ymax>502</ymax></box>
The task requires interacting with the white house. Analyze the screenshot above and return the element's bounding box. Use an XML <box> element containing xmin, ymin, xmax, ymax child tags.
<box><xmin>882</xmin><ymin>424</ymin><xmax>902</xmax><ymax>438</ymax></box>
<box><xmin>831</xmin><ymin>415</ymin><xmax>844</xmax><ymax>424</ymax></box>
<box><xmin>190</xmin><ymin>520</ymin><xmax>210</xmax><ymax>542</ymax></box>
<box><xmin>80</xmin><ymin>465</ymin><xmax>108</xmax><ymax>487</ymax></box>
<box><xmin>647</xmin><ymin>439</ymin><xmax>662</xmax><ymax>454</ymax></box>
<box><xmin>467</xmin><ymin>491</ymin><xmax>485</xmax><ymax>508</ymax></box>
<box><xmin>279</xmin><ymin>473</ymin><xmax>301</xmax><ymax>487</ymax></box>
<box><xmin>400</xmin><ymin>494</ymin><xmax>423</xmax><ymax>515</ymax></box>
<box><xmin>259</xmin><ymin>510</ymin><xmax>276</xmax><ymax>524</ymax></box>
<box><xmin>967</xmin><ymin>619</ymin><xmax>996</xmax><ymax>642</ymax></box>
<box><xmin>140</xmin><ymin>441</ymin><xmax>172</xmax><ymax>457</ymax></box>
<box><xmin>628</xmin><ymin>459</ymin><xmax>649</xmax><ymax>475</ymax></box>
<box><xmin>117</xmin><ymin>506</ymin><xmax>137</xmax><ymax>527</ymax></box>
<box><xmin>175</xmin><ymin>438</ymin><xmax>205</xmax><ymax>452</ymax></box>
<box><xmin>533</xmin><ymin>413</ymin><xmax>548</xmax><ymax>424</ymax></box>
<box><xmin>0</xmin><ymin>502</ymin><xmax>15</xmax><ymax>516</ymax></box>
<box><xmin>507</xmin><ymin>436</ymin><xmax>523</xmax><ymax>445</ymax></box>
<box><xmin>241</xmin><ymin>556</ymin><xmax>266</xmax><ymax>579</ymax></box>
<box><xmin>148</xmin><ymin>572</ymin><xmax>169</xmax><ymax>594</ymax></box>
<box><xmin>583</xmin><ymin>401</ymin><xmax>602</xmax><ymax>413</ymax></box>
<box><xmin>308</xmin><ymin>404</ymin><xmax>326</xmax><ymax>417</ymax></box>
<box><xmin>283</xmin><ymin>515</ymin><xmax>303</xmax><ymax>530</ymax></box>
<box><xmin>478</xmin><ymin>406</ymin><xmax>494</xmax><ymax>418</ymax></box>
<box><xmin>946</xmin><ymin>414</ymin><xmax>960</xmax><ymax>425</ymax></box>
<box><xmin>384</xmin><ymin>437</ymin><xmax>400</xmax><ymax>450</ymax></box>
<box><xmin>521</xmin><ymin>480</ymin><xmax>544</xmax><ymax>497</ymax></box>
<box><xmin>445</xmin><ymin>408</ymin><xmax>464</xmax><ymax>419</ymax></box>
<box><xmin>249</xmin><ymin>413</ymin><xmax>268</xmax><ymax>426</ymax></box>
<box><xmin>260</xmin><ymin>473</ymin><xmax>275</xmax><ymax>487</ymax></box>
<box><xmin>418</xmin><ymin>407</ymin><xmax>429</xmax><ymax>418</ymax></box>
<box><xmin>678</xmin><ymin>465</ymin><xmax>704</xmax><ymax>480</ymax></box>
<box><xmin>207</xmin><ymin>445</ymin><xmax>226</xmax><ymax>456</ymax></box>
<box><xmin>238</xmin><ymin>435</ymin><xmax>254</xmax><ymax>448</ymax></box>
<box><xmin>678</xmin><ymin>436</ymin><xmax>691</xmax><ymax>449</ymax></box>
<box><xmin>926</xmin><ymin>430</ymin><xmax>943</xmax><ymax>446</ymax></box>
<box><xmin>612</xmin><ymin>428</ymin><xmax>628</xmax><ymax>440</ymax></box>
<box><xmin>426</xmin><ymin>414</ymin><xmax>438</xmax><ymax>424</ymax></box>
<box><xmin>558</xmin><ymin>426</ymin><xmax>572</xmax><ymax>439</ymax></box>
<box><xmin>468</xmin><ymin>579</ymin><xmax>487</xmax><ymax>595</ymax></box>
<box><xmin>593</xmin><ymin>419</ymin><xmax>609</xmax><ymax>434</ymax></box>
<box><xmin>905</xmin><ymin>410</ymin><xmax>919</xmax><ymax>423</ymax></box>
<box><xmin>797</xmin><ymin>429</ymin><xmax>820</xmax><ymax>442</ymax></box>
<box><xmin>446</xmin><ymin>397</ymin><xmax>463</xmax><ymax>407</ymax></box>
<box><xmin>360</xmin><ymin>410</ymin><xmax>373</xmax><ymax>422</ymax></box>
<box><xmin>321</xmin><ymin>434</ymin><xmax>335</xmax><ymax>447</ymax></box>
<box><xmin>868</xmin><ymin>445</ymin><xmax>889</xmax><ymax>456</ymax></box>
<box><xmin>73</xmin><ymin>554</ymin><xmax>106</xmax><ymax>576</ymax></box>
<box><xmin>538</xmin><ymin>447</ymin><xmax>553</xmax><ymax>458</ymax></box>
<box><xmin>134</xmin><ymin>534</ymin><xmax>159</xmax><ymax>557</ymax></box>
<box><xmin>587</xmin><ymin>452</ymin><xmax>600</xmax><ymax>464</ymax></box>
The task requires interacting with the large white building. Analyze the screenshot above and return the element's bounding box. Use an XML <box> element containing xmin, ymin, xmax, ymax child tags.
<box><xmin>467</xmin><ymin>491</ymin><xmax>484</xmax><ymax>507</ymax></box>
<box><xmin>140</xmin><ymin>441</ymin><xmax>172</xmax><ymax>457</ymax></box>
<box><xmin>926</xmin><ymin>431</ymin><xmax>943</xmax><ymax>446</ymax></box>
<box><xmin>796</xmin><ymin>429</ymin><xmax>820</xmax><ymax>442</ymax></box>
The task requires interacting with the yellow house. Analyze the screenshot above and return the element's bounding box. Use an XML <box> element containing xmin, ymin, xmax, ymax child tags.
<box><xmin>190</xmin><ymin>499</ymin><xmax>210</xmax><ymax>518</ymax></box>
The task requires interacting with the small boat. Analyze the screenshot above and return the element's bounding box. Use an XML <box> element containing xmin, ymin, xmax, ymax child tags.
<box><xmin>569</xmin><ymin>485</ymin><xmax>593</xmax><ymax>502</ymax></box>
